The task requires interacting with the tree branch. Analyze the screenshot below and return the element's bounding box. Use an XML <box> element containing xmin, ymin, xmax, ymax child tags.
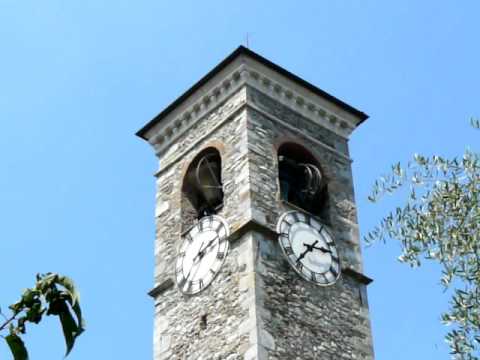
<box><xmin>0</xmin><ymin>312</ymin><xmax>18</xmax><ymax>333</ymax></box>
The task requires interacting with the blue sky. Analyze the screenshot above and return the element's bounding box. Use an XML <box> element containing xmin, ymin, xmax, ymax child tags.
<box><xmin>0</xmin><ymin>1</ymin><xmax>478</xmax><ymax>359</ymax></box>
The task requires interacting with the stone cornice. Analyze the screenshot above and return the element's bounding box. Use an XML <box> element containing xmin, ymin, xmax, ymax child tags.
<box><xmin>343</xmin><ymin>267</ymin><xmax>373</xmax><ymax>285</ymax></box>
<box><xmin>148</xmin><ymin>65</ymin><xmax>247</xmax><ymax>155</ymax></box>
<box><xmin>154</xmin><ymin>101</ymin><xmax>247</xmax><ymax>177</ymax></box>
<box><xmin>243</xmin><ymin>62</ymin><xmax>357</xmax><ymax>138</ymax></box>
<box><xmin>144</xmin><ymin>61</ymin><xmax>362</xmax><ymax>159</ymax></box>
<box><xmin>148</xmin><ymin>278</ymin><xmax>174</xmax><ymax>299</ymax></box>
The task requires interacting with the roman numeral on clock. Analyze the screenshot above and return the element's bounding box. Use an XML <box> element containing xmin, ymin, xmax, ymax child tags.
<box><xmin>296</xmin><ymin>261</ymin><xmax>303</xmax><ymax>272</ymax></box>
<box><xmin>320</xmin><ymin>274</ymin><xmax>328</xmax><ymax>284</ymax></box>
<box><xmin>284</xmin><ymin>246</ymin><xmax>294</xmax><ymax>255</ymax></box>
<box><xmin>178</xmin><ymin>277</ymin><xmax>187</xmax><ymax>289</ymax></box>
<box><xmin>214</xmin><ymin>221</ymin><xmax>222</xmax><ymax>232</ymax></box>
<box><xmin>291</xmin><ymin>212</ymin><xmax>299</xmax><ymax>222</ymax></box>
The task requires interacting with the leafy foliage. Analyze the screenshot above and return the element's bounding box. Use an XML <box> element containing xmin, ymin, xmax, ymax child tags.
<box><xmin>367</xmin><ymin>119</ymin><xmax>480</xmax><ymax>359</ymax></box>
<box><xmin>0</xmin><ymin>273</ymin><xmax>85</xmax><ymax>360</ymax></box>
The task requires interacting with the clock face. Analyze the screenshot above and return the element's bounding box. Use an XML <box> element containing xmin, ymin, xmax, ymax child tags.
<box><xmin>176</xmin><ymin>215</ymin><xmax>229</xmax><ymax>295</ymax></box>
<box><xmin>277</xmin><ymin>211</ymin><xmax>340</xmax><ymax>286</ymax></box>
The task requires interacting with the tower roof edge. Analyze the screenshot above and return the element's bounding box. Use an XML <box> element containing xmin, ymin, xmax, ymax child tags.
<box><xmin>136</xmin><ymin>46</ymin><xmax>368</xmax><ymax>141</ymax></box>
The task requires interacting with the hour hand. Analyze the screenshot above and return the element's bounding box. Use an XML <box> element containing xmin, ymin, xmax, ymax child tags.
<box><xmin>193</xmin><ymin>241</ymin><xmax>207</xmax><ymax>262</ymax></box>
<box><xmin>297</xmin><ymin>245</ymin><xmax>314</xmax><ymax>262</ymax></box>
<box><xmin>297</xmin><ymin>250</ymin><xmax>308</xmax><ymax>263</ymax></box>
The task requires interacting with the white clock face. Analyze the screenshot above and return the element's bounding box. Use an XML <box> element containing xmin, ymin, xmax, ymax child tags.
<box><xmin>176</xmin><ymin>215</ymin><xmax>229</xmax><ymax>295</ymax></box>
<box><xmin>277</xmin><ymin>211</ymin><xmax>340</xmax><ymax>285</ymax></box>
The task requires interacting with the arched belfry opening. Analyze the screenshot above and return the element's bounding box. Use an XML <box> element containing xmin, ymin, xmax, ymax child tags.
<box><xmin>277</xmin><ymin>143</ymin><xmax>329</xmax><ymax>218</ymax></box>
<box><xmin>181</xmin><ymin>147</ymin><xmax>224</xmax><ymax>230</ymax></box>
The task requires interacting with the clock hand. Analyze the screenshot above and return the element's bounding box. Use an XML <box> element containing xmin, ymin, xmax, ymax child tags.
<box><xmin>195</xmin><ymin>235</ymin><xmax>219</xmax><ymax>260</ymax></box>
<box><xmin>297</xmin><ymin>240</ymin><xmax>319</xmax><ymax>263</ymax></box>
<box><xmin>307</xmin><ymin>244</ymin><xmax>332</xmax><ymax>253</ymax></box>
<box><xmin>185</xmin><ymin>260</ymin><xmax>200</xmax><ymax>281</ymax></box>
<box><xmin>192</xmin><ymin>240</ymin><xmax>206</xmax><ymax>262</ymax></box>
<box><xmin>203</xmin><ymin>236</ymin><xmax>219</xmax><ymax>252</ymax></box>
<box><xmin>296</xmin><ymin>248</ymin><xmax>310</xmax><ymax>263</ymax></box>
<box><xmin>188</xmin><ymin>260</ymin><xmax>203</xmax><ymax>282</ymax></box>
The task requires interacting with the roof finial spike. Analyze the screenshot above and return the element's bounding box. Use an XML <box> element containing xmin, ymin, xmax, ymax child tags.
<box><xmin>245</xmin><ymin>32</ymin><xmax>250</xmax><ymax>49</ymax></box>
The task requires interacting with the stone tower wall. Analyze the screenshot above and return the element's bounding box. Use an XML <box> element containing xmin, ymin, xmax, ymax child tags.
<box><xmin>246</xmin><ymin>87</ymin><xmax>364</xmax><ymax>273</ymax></box>
<box><xmin>245</xmin><ymin>87</ymin><xmax>374</xmax><ymax>360</ymax></box>
<box><xmin>152</xmin><ymin>87</ymin><xmax>261</xmax><ymax>359</ymax></box>
<box><xmin>147</xmin><ymin>60</ymin><xmax>374</xmax><ymax>359</ymax></box>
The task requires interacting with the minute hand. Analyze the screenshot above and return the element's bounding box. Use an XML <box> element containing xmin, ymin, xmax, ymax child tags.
<box><xmin>194</xmin><ymin>235</ymin><xmax>219</xmax><ymax>261</ymax></box>
<box><xmin>310</xmin><ymin>245</ymin><xmax>331</xmax><ymax>253</ymax></box>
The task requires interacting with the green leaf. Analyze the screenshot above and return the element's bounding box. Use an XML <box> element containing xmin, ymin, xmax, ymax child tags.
<box><xmin>9</xmin><ymin>300</ymin><xmax>24</xmax><ymax>315</ymax></box>
<box><xmin>17</xmin><ymin>317</ymin><xmax>27</xmax><ymax>334</ymax></box>
<box><xmin>72</xmin><ymin>301</ymin><xmax>86</xmax><ymax>335</ymax></box>
<box><xmin>47</xmin><ymin>296</ymin><xmax>63</xmax><ymax>316</ymax></box>
<box><xmin>57</xmin><ymin>301</ymin><xmax>80</xmax><ymax>357</ymax></box>
<box><xmin>25</xmin><ymin>302</ymin><xmax>43</xmax><ymax>324</ymax></box>
<box><xmin>58</xmin><ymin>276</ymin><xmax>79</xmax><ymax>306</ymax></box>
<box><xmin>5</xmin><ymin>334</ymin><xmax>29</xmax><ymax>360</ymax></box>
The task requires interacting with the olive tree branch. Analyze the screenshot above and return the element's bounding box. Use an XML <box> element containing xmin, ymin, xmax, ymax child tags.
<box><xmin>0</xmin><ymin>313</ymin><xmax>18</xmax><ymax>333</ymax></box>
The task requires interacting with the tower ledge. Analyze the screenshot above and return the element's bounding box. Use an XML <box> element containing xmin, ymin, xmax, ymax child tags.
<box><xmin>137</xmin><ymin>46</ymin><xmax>368</xmax><ymax>156</ymax></box>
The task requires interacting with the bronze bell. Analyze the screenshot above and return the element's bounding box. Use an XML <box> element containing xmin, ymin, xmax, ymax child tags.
<box><xmin>183</xmin><ymin>150</ymin><xmax>223</xmax><ymax>217</ymax></box>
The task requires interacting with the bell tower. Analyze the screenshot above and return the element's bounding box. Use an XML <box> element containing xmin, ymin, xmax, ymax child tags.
<box><xmin>137</xmin><ymin>47</ymin><xmax>374</xmax><ymax>360</ymax></box>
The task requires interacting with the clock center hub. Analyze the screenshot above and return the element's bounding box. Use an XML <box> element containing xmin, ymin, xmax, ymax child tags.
<box><xmin>290</xmin><ymin>222</ymin><xmax>332</xmax><ymax>273</ymax></box>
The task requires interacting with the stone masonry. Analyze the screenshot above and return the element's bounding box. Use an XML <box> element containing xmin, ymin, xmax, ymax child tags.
<box><xmin>138</xmin><ymin>47</ymin><xmax>374</xmax><ymax>360</ymax></box>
